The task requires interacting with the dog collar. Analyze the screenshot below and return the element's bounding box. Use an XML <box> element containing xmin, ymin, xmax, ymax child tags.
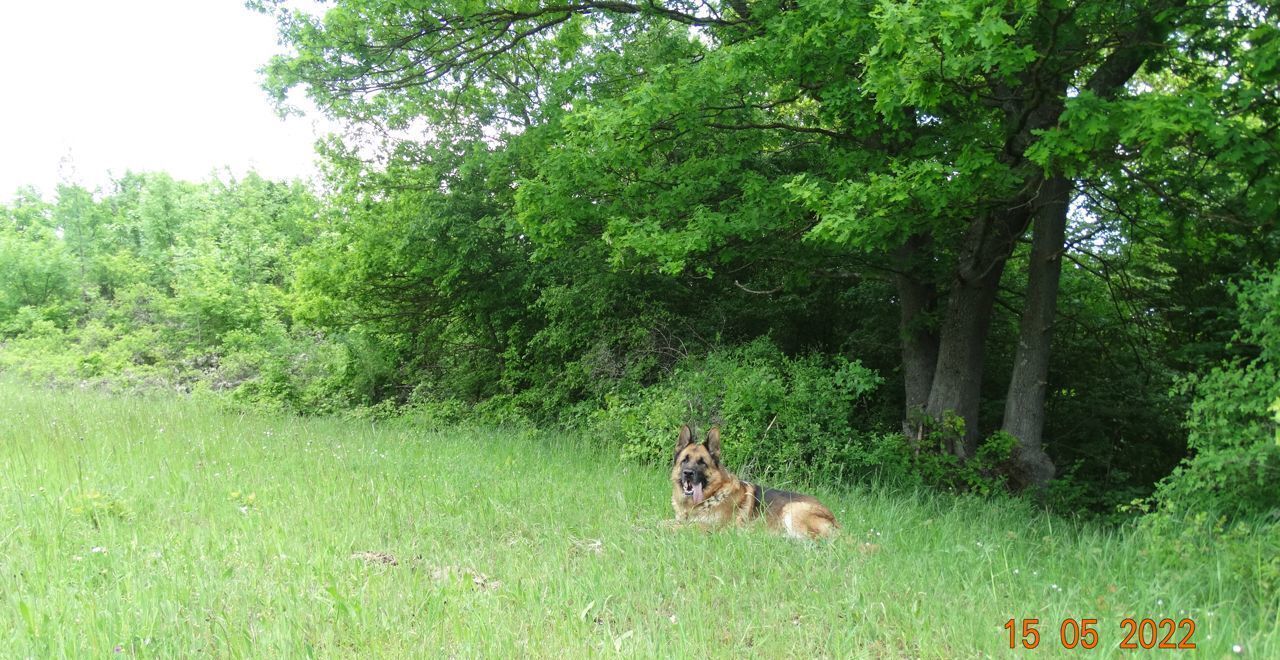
<box><xmin>697</xmin><ymin>488</ymin><xmax>732</xmax><ymax>509</ymax></box>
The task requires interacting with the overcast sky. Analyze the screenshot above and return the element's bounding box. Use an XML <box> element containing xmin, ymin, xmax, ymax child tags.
<box><xmin>0</xmin><ymin>0</ymin><xmax>328</xmax><ymax>199</ymax></box>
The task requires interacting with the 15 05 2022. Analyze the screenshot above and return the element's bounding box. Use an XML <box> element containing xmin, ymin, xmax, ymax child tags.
<box><xmin>1004</xmin><ymin>617</ymin><xmax>1196</xmax><ymax>650</ymax></box>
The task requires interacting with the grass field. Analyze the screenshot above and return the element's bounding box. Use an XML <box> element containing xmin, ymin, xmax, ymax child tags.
<box><xmin>1</xmin><ymin>381</ymin><xmax>1274</xmax><ymax>657</ymax></box>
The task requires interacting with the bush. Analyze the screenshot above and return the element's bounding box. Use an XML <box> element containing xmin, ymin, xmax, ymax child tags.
<box><xmin>1151</xmin><ymin>267</ymin><xmax>1280</xmax><ymax>520</ymax></box>
<box><xmin>909</xmin><ymin>425</ymin><xmax>1019</xmax><ymax>495</ymax></box>
<box><xmin>590</xmin><ymin>338</ymin><xmax>893</xmax><ymax>483</ymax></box>
<box><xmin>1137</xmin><ymin>265</ymin><xmax>1280</xmax><ymax>606</ymax></box>
<box><xmin>219</xmin><ymin>324</ymin><xmax>351</xmax><ymax>414</ymax></box>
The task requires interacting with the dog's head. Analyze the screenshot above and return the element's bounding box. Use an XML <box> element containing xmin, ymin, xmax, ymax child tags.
<box><xmin>671</xmin><ymin>424</ymin><xmax>725</xmax><ymax>505</ymax></box>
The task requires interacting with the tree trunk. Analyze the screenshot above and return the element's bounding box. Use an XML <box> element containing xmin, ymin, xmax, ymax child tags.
<box><xmin>925</xmin><ymin>210</ymin><xmax>1022</xmax><ymax>458</ymax></box>
<box><xmin>924</xmin><ymin>264</ymin><xmax>1006</xmax><ymax>458</ymax></box>
<box><xmin>895</xmin><ymin>236</ymin><xmax>939</xmax><ymax>441</ymax></box>
<box><xmin>1002</xmin><ymin>175</ymin><xmax>1072</xmax><ymax>489</ymax></box>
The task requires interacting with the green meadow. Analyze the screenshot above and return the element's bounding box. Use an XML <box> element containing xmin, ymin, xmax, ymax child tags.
<box><xmin>1</xmin><ymin>381</ymin><xmax>1273</xmax><ymax>658</ymax></box>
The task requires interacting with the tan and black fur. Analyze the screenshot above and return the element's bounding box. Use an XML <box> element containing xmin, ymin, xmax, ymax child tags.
<box><xmin>670</xmin><ymin>425</ymin><xmax>839</xmax><ymax>540</ymax></box>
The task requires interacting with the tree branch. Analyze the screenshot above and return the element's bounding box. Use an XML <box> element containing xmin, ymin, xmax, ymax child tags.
<box><xmin>734</xmin><ymin>279</ymin><xmax>783</xmax><ymax>295</ymax></box>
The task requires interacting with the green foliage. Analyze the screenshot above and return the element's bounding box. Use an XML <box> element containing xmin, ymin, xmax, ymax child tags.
<box><xmin>248</xmin><ymin>0</ymin><xmax>1280</xmax><ymax>509</ymax></box>
<box><xmin>1131</xmin><ymin>265</ymin><xmax>1280</xmax><ymax>606</ymax></box>
<box><xmin>898</xmin><ymin>417</ymin><xmax>1020</xmax><ymax>495</ymax></box>
<box><xmin>1153</xmin><ymin>266</ymin><xmax>1280</xmax><ymax>520</ymax></box>
<box><xmin>0</xmin><ymin>173</ymin><xmax>345</xmax><ymax>410</ymax></box>
<box><xmin>0</xmin><ymin>13</ymin><xmax>1273</xmax><ymax>655</ymax></box>
<box><xmin>4</xmin><ymin>0</ymin><xmax>1279</xmax><ymax>523</ymax></box>
<box><xmin>593</xmin><ymin>338</ymin><xmax>890</xmax><ymax>483</ymax></box>
<box><xmin>217</xmin><ymin>324</ymin><xmax>351</xmax><ymax>414</ymax></box>
<box><xmin>1028</xmin><ymin>236</ymin><xmax>1190</xmax><ymax>513</ymax></box>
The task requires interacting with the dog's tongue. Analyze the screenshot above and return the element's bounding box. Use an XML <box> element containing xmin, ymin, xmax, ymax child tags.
<box><xmin>692</xmin><ymin>482</ymin><xmax>704</xmax><ymax>505</ymax></box>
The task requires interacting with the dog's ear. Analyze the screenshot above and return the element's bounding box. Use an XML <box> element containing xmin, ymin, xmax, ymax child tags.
<box><xmin>705</xmin><ymin>426</ymin><xmax>722</xmax><ymax>464</ymax></box>
<box><xmin>674</xmin><ymin>424</ymin><xmax>694</xmax><ymax>463</ymax></box>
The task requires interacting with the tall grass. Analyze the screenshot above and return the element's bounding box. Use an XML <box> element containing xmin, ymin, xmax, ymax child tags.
<box><xmin>0</xmin><ymin>381</ymin><xmax>1274</xmax><ymax>657</ymax></box>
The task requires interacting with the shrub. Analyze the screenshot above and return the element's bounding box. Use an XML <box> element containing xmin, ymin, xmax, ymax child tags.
<box><xmin>909</xmin><ymin>425</ymin><xmax>1019</xmax><ymax>495</ymax></box>
<box><xmin>1138</xmin><ymin>265</ymin><xmax>1280</xmax><ymax>606</ymax></box>
<box><xmin>1151</xmin><ymin>267</ymin><xmax>1280</xmax><ymax>519</ymax></box>
<box><xmin>220</xmin><ymin>324</ymin><xmax>351</xmax><ymax>414</ymax></box>
<box><xmin>590</xmin><ymin>338</ymin><xmax>892</xmax><ymax>483</ymax></box>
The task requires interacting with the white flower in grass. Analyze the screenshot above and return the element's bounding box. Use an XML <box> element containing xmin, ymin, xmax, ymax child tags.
<box><xmin>1233</xmin><ymin>644</ymin><xmax>1243</xmax><ymax>653</ymax></box>
<box><xmin>1013</xmin><ymin>569</ymin><xmax>1020</xmax><ymax>575</ymax></box>
<box><xmin>90</xmin><ymin>546</ymin><xmax>106</xmax><ymax>554</ymax></box>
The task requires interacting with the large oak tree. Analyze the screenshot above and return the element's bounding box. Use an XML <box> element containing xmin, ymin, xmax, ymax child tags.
<box><xmin>258</xmin><ymin>0</ymin><xmax>1278</xmax><ymax>488</ymax></box>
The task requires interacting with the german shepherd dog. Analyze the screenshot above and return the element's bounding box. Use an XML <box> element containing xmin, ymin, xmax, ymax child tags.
<box><xmin>670</xmin><ymin>425</ymin><xmax>839</xmax><ymax>539</ymax></box>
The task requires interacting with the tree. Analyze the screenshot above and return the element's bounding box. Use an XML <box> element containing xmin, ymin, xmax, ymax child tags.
<box><xmin>0</xmin><ymin>190</ymin><xmax>75</xmax><ymax>325</ymax></box>
<box><xmin>258</xmin><ymin>0</ymin><xmax>1278</xmax><ymax>488</ymax></box>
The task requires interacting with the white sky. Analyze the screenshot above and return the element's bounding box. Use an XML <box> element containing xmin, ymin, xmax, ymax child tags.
<box><xmin>0</xmin><ymin>0</ymin><xmax>329</xmax><ymax>199</ymax></box>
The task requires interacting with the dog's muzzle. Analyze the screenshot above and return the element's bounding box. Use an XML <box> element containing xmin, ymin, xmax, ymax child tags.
<box><xmin>679</xmin><ymin>470</ymin><xmax>705</xmax><ymax>504</ymax></box>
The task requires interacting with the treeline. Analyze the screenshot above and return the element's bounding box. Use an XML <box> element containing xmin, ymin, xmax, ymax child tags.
<box><xmin>0</xmin><ymin>173</ymin><xmax>344</xmax><ymax>409</ymax></box>
<box><xmin>2</xmin><ymin>1</ymin><xmax>1278</xmax><ymax>592</ymax></box>
<box><xmin>3</xmin><ymin>165</ymin><xmax>1277</xmax><ymax>599</ymax></box>
<box><xmin>251</xmin><ymin>0</ymin><xmax>1278</xmax><ymax>511</ymax></box>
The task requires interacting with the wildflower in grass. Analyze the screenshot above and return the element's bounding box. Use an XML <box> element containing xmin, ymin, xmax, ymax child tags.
<box><xmin>229</xmin><ymin>491</ymin><xmax>257</xmax><ymax>514</ymax></box>
<box><xmin>1233</xmin><ymin>644</ymin><xmax>1243</xmax><ymax>653</ymax></box>
<box><xmin>91</xmin><ymin>546</ymin><xmax>106</xmax><ymax>554</ymax></box>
